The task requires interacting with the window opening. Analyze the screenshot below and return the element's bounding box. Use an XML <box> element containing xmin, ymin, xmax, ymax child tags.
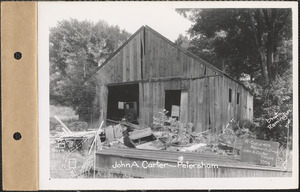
<box><xmin>107</xmin><ymin>84</ymin><xmax>139</xmax><ymax>124</ymax></box>
<box><xmin>165</xmin><ymin>90</ymin><xmax>181</xmax><ymax>120</ymax></box>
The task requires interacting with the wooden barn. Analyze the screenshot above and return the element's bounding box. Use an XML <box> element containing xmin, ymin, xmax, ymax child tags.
<box><xmin>91</xmin><ymin>26</ymin><xmax>253</xmax><ymax>133</ymax></box>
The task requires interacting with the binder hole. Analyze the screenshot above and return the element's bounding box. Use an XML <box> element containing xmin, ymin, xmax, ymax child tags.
<box><xmin>13</xmin><ymin>132</ymin><xmax>22</xmax><ymax>140</ymax></box>
<box><xmin>14</xmin><ymin>52</ymin><xmax>22</xmax><ymax>60</ymax></box>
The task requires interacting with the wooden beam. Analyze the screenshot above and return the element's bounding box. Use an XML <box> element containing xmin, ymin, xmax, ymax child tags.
<box><xmin>96</xmin><ymin>148</ymin><xmax>288</xmax><ymax>171</ymax></box>
<box><xmin>106</xmin><ymin>75</ymin><xmax>220</xmax><ymax>87</ymax></box>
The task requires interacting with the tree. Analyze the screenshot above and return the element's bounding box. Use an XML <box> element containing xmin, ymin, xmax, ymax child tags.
<box><xmin>176</xmin><ymin>9</ymin><xmax>292</xmax><ymax>84</ymax></box>
<box><xmin>176</xmin><ymin>9</ymin><xmax>293</xmax><ymax>147</ymax></box>
<box><xmin>50</xmin><ymin>19</ymin><xmax>130</xmax><ymax>122</ymax></box>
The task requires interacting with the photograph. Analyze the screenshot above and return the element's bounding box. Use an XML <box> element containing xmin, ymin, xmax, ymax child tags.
<box><xmin>38</xmin><ymin>1</ymin><xmax>298</xmax><ymax>190</ymax></box>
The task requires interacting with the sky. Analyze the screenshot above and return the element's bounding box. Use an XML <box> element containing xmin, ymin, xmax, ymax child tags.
<box><xmin>39</xmin><ymin>2</ymin><xmax>193</xmax><ymax>42</ymax></box>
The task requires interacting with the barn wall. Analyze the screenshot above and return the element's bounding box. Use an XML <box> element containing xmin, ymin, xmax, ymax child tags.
<box><xmin>95</xmin><ymin>26</ymin><xmax>253</xmax><ymax>132</ymax></box>
<box><xmin>138</xmin><ymin>75</ymin><xmax>253</xmax><ymax>133</ymax></box>
<box><xmin>139</xmin><ymin>80</ymin><xmax>189</xmax><ymax>127</ymax></box>
<box><xmin>144</xmin><ymin>27</ymin><xmax>219</xmax><ymax>80</ymax></box>
<box><xmin>96</xmin><ymin>29</ymin><xmax>144</xmax><ymax>84</ymax></box>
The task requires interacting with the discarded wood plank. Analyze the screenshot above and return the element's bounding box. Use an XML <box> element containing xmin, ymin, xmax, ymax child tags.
<box><xmin>180</xmin><ymin>143</ymin><xmax>207</xmax><ymax>152</ymax></box>
<box><xmin>107</xmin><ymin>119</ymin><xmax>142</xmax><ymax>130</ymax></box>
<box><xmin>95</xmin><ymin>148</ymin><xmax>292</xmax><ymax>178</ymax></box>
<box><xmin>105</xmin><ymin>126</ymin><xmax>115</xmax><ymax>143</ymax></box>
<box><xmin>54</xmin><ymin>115</ymin><xmax>73</xmax><ymax>135</ymax></box>
<box><xmin>88</xmin><ymin>121</ymin><xmax>104</xmax><ymax>155</ymax></box>
<box><xmin>135</xmin><ymin>140</ymin><xmax>164</xmax><ymax>150</ymax></box>
<box><xmin>113</xmin><ymin>124</ymin><xmax>124</xmax><ymax>139</ymax></box>
<box><xmin>129</xmin><ymin>127</ymin><xmax>152</xmax><ymax>140</ymax></box>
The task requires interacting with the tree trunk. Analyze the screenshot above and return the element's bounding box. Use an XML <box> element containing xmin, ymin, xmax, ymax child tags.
<box><xmin>266</xmin><ymin>44</ymin><xmax>274</xmax><ymax>80</ymax></box>
<box><xmin>248</xmin><ymin>10</ymin><xmax>270</xmax><ymax>85</ymax></box>
<box><xmin>258</xmin><ymin>48</ymin><xmax>269</xmax><ymax>84</ymax></box>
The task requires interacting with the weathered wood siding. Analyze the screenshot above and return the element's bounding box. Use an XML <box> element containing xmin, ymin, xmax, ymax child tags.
<box><xmin>96</xmin><ymin>149</ymin><xmax>292</xmax><ymax>178</ymax></box>
<box><xmin>95</xmin><ymin>26</ymin><xmax>253</xmax><ymax>132</ymax></box>
<box><xmin>96</xmin><ymin>29</ymin><xmax>144</xmax><ymax>84</ymax></box>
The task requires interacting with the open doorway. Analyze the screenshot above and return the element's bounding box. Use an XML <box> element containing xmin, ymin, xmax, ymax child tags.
<box><xmin>165</xmin><ymin>90</ymin><xmax>181</xmax><ymax>119</ymax></box>
<box><xmin>107</xmin><ymin>84</ymin><xmax>139</xmax><ymax>124</ymax></box>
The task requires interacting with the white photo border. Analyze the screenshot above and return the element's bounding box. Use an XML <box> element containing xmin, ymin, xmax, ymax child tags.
<box><xmin>38</xmin><ymin>1</ymin><xmax>298</xmax><ymax>190</ymax></box>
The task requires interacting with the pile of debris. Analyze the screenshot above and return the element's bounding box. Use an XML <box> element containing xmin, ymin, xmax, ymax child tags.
<box><xmin>101</xmin><ymin>118</ymin><xmax>209</xmax><ymax>153</ymax></box>
<box><xmin>53</xmin><ymin>110</ymin><xmax>255</xmax><ymax>157</ymax></box>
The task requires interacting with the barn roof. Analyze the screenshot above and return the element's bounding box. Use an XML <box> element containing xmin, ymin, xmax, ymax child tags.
<box><xmin>89</xmin><ymin>25</ymin><xmax>252</xmax><ymax>94</ymax></box>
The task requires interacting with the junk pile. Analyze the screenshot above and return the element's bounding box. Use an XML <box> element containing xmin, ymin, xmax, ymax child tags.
<box><xmin>99</xmin><ymin>113</ymin><xmax>210</xmax><ymax>153</ymax></box>
<box><xmin>53</xmin><ymin>110</ymin><xmax>255</xmax><ymax>157</ymax></box>
<box><xmin>102</xmin><ymin>121</ymin><xmax>164</xmax><ymax>150</ymax></box>
<box><xmin>53</xmin><ymin>116</ymin><xmax>98</xmax><ymax>152</ymax></box>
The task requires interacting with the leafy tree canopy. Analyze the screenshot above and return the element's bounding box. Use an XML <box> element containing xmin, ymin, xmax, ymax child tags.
<box><xmin>176</xmin><ymin>9</ymin><xmax>292</xmax><ymax>84</ymax></box>
<box><xmin>50</xmin><ymin>19</ymin><xmax>130</xmax><ymax>121</ymax></box>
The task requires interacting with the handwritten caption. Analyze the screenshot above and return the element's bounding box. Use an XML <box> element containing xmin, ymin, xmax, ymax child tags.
<box><xmin>266</xmin><ymin>110</ymin><xmax>291</xmax><ymax>129</ymax></box>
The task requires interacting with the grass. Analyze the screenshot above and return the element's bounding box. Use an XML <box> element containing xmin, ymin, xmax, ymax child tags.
<box><xmin>50</xmin><ymin>141</ymin><xmax>134</xmax><ymax>178</ymax></box>
<box><xmin>50</xmin><ymin>142</ymin><xmax>91</xmax><ymax>178</ymax></box>
<box><xmin>50</xmin><ymin>105</ymin><xmax>79</xmax><ymax>121</ymax></box>
<box><xmin>50</xmin><ymin>105</ymin><xmax>79</xmax><ymax>130</ymax></box>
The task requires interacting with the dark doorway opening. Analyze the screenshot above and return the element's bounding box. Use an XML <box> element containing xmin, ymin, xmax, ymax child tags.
<box><xmin>165</xmin><ymin>90</ymin><xmax>181</xmax><ymax>119</ymax></box>
<box><xmin>107</xmin><ymin>84</ymin><xmax>139</xmax><ymax>124</ymax></box>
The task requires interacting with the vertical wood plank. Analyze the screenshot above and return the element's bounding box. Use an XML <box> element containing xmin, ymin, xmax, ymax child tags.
<box><xmin>180</xmin><ymin>91</ymin><xmax>188</xmax><ymax>125</ymax></box>
<box><xmin>187</xmin><ymin>80</ymin><xmax>192</xmax><ymax>124</ymax></box>
<box><xmin>182</xmin><ymin>53</ymin><xmax>188</xmax><ymax>78</ymax></box>
<box><xmin>125</xmin><ymin>44</ymin><xmax>130</xmax><ymax>82</ymax></box>
<box><xmin>143</xmin><ymin>83</ymin><xmax>150</xmax><ymax>126</ymax></box>
<box><xmin>118</xmin><ymin>50</ymin><xmax>123</xmax><ymax>83</ymax></box>
<box><xmin>148</xmin><ymin>30</ymin><xmax>153</xmax><ymax>79</ymax></box>
<box><xmin>174</xmin><ymin>49</ymin><xmax>180</xmax><ymax>76</ymax></box>
<box><xmin>216</xmin><ymin>76</ymin><xmax>222</xmax><ymax>133</ymax></box>
<box><xmin>204</xmin><ymin>77</ymin><xmax>209</xmax><ymax>131</ymax></box>
<box><xmin>192</xmin><ymin>80</ymin><xmax>198</xmax><ymax>131</ymax></box>
<box><xmin>196</xmin><ymin>79</ymin><xmax>203</xmax><ymax>132</ymax></box>
<box><xmin>129</xmin><ymin>41</ymin><xmax>134</xmax><ymax>81</ymax></box>
<box><xmin>214</xmin><ymin>76</ymin><xmax>219</xmax><ymax>133</ymax></box>
<box><xmin>157</xmin><ymin>81</ymin><xmax>162</xmax><ymax>111</ymax></box>
<box><xmin>159</xmin><ymin>39</ymin><xmax>164</xmax><ymax>77</ymax></box>
<box><xmin>114</xmin><ymin>57</ymin><xmax>117</xmax><ymax>83</ymax></box>
<box><xmin>236</xmin><ymin>85</ymin><xmax>241</xmax><ymax>121</ymax></box>
<box><xmin>208</xmin><ymin>77</ymin><xmax>216</xmax><ymax>132</ymax></box>
<box><xmin>153</xmin><ymin>82</ymin><xmax>159</xmax><ymax>118</ymax></box>
<box><xmin>132</xmin><ymin>36</ymin><xmax>137</xmax><ymax>81</ymax></box>
<box><xmin>143</xmin><ymin>28</ymin><xmax>148</xmax><ymax>79</ymax></box>
<box><xmin>148</xmin><ymin>82</ymin><xmax>154</xmax><ymax>125</ymax></box>
<box><xmin>114</xmin><ymin>54</ymin><xmax>118</xmax><ymax>83</ymax></box>
<box><xmin>137</xmin><ymin>33</ymin><xmax>141</xmax><ymax>80</ymax></box>
<box><xmin>154</xmin><ymin>34</ymin><xmax>159</xmax><ymax>78</ymax></box>
<box><xmin>187</xmin><ymin>58</ymin><xmax>191</xmax><ymax>78</ymax></box>
<box><xmin>199</xmin><ymin>79</ymin><xmax>205</xmax><ymax>132</ymax></box>
<box><xmin>161</xmin><ymin>82</ymin><xmax>165</xmax><ymax>110</ymax></box>
<box><xmin>141</xmin><ymin>28</ymin><xmax>146</xmax><ymax>79</ymax></box>
<box><xmin>139</xmin><ymin>83</ymin><xmax>144</xmax><ymax>126</ymax></box>
<box><xmin>122</xmin><ymin>46</ymin><xmax>127</xmax><ymax>82</ymax></box>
